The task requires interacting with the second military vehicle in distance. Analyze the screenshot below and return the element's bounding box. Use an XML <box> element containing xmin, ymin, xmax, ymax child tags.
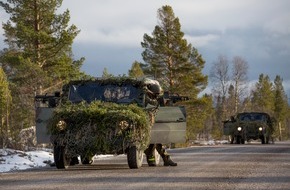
<box><xmin>223</xmin><ymin>112</ymin><xmax>274</xmax><ymax>144</ymax></box>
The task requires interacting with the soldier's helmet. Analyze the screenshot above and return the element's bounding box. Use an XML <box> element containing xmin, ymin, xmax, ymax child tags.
<box><xmin>148</xmin><ymin>83</ymin><xmax>162</xmax><ymax>95</ymax></box>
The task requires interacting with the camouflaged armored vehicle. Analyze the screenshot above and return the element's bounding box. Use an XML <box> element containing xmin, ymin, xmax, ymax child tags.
<box><xmin>223</xmin><ymin>112</ymin><xmax>274</xmax><ymax>144</ymax></box>
<box><xmin>35</xmin><ymin>77</ymin><xmax>186</xmax><ymax>169</ymax></box>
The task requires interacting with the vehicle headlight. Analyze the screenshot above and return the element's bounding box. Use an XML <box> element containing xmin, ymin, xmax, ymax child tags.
<box><xmin>237</xmin><ymin>127</ymin><xmax>242</xmax><ymax>131</ymax></box>
<box><xmin>259</xmin><ymin>127</ymin><xmax>263</xmax><ymax>131</ymax></box>
<box><xmin>118</xmin><ymin>120</ymin><xmax>129</xmax><ymax>130</ymax></box>
<box><xmin>57</xmin><ymin>120</ymin><xmax>66</xmax><ymax>131</ymax></box>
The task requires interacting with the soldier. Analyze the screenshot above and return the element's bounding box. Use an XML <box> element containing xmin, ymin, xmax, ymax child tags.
<box><xmin>144</xmin><ymin>82</ymin><xmax>177</xmax><ymax>166</ymax></box>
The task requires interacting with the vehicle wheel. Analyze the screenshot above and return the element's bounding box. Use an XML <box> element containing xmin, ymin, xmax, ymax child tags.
<box><xmin>265</xmin><ymin>136</ymin><xmax>270</xmax><ymax>144</ymax></box>
<box><xmin>70</xmin><ymin>156</ymin><xmax>79</xmax><ymax>165</ymax></box>
<box><xmin>81</xmin><ymin>156</ymin><xmax>93</xmax><ymax>165</ymax></box>
<box><xmin>261</xmin><ymin>136</ymin><xmax>265</xmax><ymax>144</ymax></box>
<box><xmin>230</xmin><ymin>135</ymin><xmax>234</xmax><ymax>144</ymax></box>
<box><xmin>54</xmin><ymin>145</ymin><xmax>71</xmax><ymax>169</ymax></box>
<box><xmin>241</xmin><ymin>138</ymin><xmax>245</xmax><ymax>144</ymax></box>
<box><xmin>236</xmin><ymin>136</ymin><xmax>241</xmax><ymax>144</ymax></box>
<box><xmin>127</xmin><ymin>146</ymin><xmax>144</xmax><ymax>169</ymax></box>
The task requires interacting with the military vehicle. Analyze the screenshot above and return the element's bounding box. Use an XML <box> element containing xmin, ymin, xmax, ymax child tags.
<box><xmin>223</xmin><ymin>112</ymin><xmax>274</xmax><ymax>144</ymax></box>
<box><xmin>35</xmin><ymin>77</ymin><xmax>187</xmax><ymax>169</ymax></box>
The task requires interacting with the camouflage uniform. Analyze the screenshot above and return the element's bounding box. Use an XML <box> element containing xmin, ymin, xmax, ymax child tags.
<box><xmin>144</xmin><ymin>144</ymin><xmax>177</xmax><ymax>166</ymax></box>
<box><xmin>144</xmin><ymin>84</ymin><xmax>177</xmax><ymax>167</ymax></box>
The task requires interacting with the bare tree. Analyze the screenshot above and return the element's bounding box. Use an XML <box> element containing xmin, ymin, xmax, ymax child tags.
<box><xmin>232</xmin><ymin>56</ymin><xmax>248</xmax><ymax>113</ymax></box>
<box><xmin>210</xmin><ymin>55</ymin><xmax>230</xmax><ymax>99</ymax></box>
<box><xmin>210</xmin><ymin>55</ymin><xmax>230</xmax><ymax>134</ymax></box>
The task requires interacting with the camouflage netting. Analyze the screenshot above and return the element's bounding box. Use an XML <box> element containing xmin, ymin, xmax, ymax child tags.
<box><xmin>48</xmin><ymin>101</ymin><xmax>152</xmax><ymax>158</ymax></box>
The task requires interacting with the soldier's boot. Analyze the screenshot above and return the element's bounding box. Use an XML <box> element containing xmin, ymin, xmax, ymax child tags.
<box><xmin>162</xmin><ymin>154</ymin><xmax>177</xmax><ymax>166</ymax></box>
<box><xmin>144</xmin><ymin>144</ymin><xmax>156</xmax><ymax>167</ymax></box>
<box><xmin>146</xmin><ymin>155</ymin><xmax>156</xmax><ymax>167</ymax></box>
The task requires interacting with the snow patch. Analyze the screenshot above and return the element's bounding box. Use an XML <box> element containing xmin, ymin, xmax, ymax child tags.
<box><xmin>0</xmin><ymin>149</ymin><xmax>53</xmax><ymax>173</ymax></box>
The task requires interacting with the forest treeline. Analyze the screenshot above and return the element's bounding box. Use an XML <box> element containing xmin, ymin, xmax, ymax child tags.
<box><xmin>0</xmin><ymin>1</ymin><xmax>289</xmax><ymax>149</ymax></box>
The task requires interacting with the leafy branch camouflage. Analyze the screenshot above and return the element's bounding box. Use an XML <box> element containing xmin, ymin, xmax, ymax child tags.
<box><xmin>48</xmin><ymin>101</ymin><xmax>152</xmax><ymax>158</ymax></box>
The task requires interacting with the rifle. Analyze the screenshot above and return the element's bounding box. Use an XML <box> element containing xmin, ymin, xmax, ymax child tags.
<box><xmin>35</xmin><ymin>92</ymin><xmax>60</xmax><ymax>108</ymax></box>
<box><xmin>160</xmin><ymin>91</ymin><xmax>189</xmax><ymax>106</ymax></box>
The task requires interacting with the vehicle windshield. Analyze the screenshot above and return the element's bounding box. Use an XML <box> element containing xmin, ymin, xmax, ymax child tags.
<box><xmin>239</xmin><ymin>113</ymin><xmax>268</xmax><ymax>122</ymax></box>
<box><xmin>68</xmin><ymin>82</ymin><xmax>142</xmax><ymax>104</ymax></box>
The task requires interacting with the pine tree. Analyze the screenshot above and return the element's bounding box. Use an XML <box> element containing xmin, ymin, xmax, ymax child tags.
<box><xmin>140</xmin><ymin>5</ymin><xmax>209</xmax><ymax>141</ymax></box>
<box><xmin>128</xmin><ymin>61</ymin><xmax>144</xmax><ymax>78</ymax></box>
<box><xmin>0</xmin><ymin>0</ymin><xmax>85</xmax><ymax>145</ymax></box>
<box><xmin>0</xmin><ymin>66</ymin><xmax>11</xmax><ymax>148</ymax></box>
<box><xmin>102</xmin><ymin>68</ymin><xmax>114</xmax><ymax>79</ymax></box>
<box><xmin>251</xmin><ymin>74</ymin><xmax>274</xmax><ymax>113</ymax></box>
<box><xmin>185</xmin><ymin>94</ymin><xmax>214</xmax><ymax>140</ymax></box>
<box><xmin>141</xmin><ymin>5</ymin><xmax>207</xmax><ymax>97</ymax></box>
<box><xmin>0</xmin><ymin>0</ymin><xmax>85</xmax><ymax>91</ymax></box>
<box><xmin>273</xmin><ymin>75</ymin><xmax>288</xmax><ymax>140</ymax></box>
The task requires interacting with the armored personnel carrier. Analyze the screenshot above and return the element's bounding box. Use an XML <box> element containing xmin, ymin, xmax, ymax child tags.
<box><xmin>35</xmin><ymin>77</ymin><xmax>186</xmax><ymax>169</ymax></box>
<box><xmin>223</xmin><ymin>112</ymin><xmax>274</xmax><ymax>144</ymax></box>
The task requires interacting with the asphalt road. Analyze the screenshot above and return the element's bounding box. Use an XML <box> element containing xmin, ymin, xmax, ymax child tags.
<box><xmin>1</xmin><ymin>141</ymin><xmax>290</xmax><ymax>190</ymax></box>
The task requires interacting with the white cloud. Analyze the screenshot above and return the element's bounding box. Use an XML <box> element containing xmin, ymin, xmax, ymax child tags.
<box><xmin>0</xmin><ymin>28</ymin><xmax>5</xmax><ymax>47</ymax></box>
<box><xmin>75</xmin><ymin>26</ymin><xmax>149</xmax><ymax>47</ymax></box>
<box><xmin>1</xmin><ymin>0</ymin><xmax>289</xmax><ymax>81</ymax></box>
<box><xmin>283</xmin><ymin>80</ymin><xmax>290</xmax><ymax>96</ymax></box>
<box><xmin>185</xmin><ymin>34</ymin><xmax>220</xmax><ymax>47</ymax></box>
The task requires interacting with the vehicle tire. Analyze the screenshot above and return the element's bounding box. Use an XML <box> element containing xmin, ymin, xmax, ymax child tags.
<box><xmin>127</xmin><ymin>146</ymin><xmax>144</xmax><ymax>169</ymax></box>
<box><xmin>81</xmin><ymin>156</ymin><xmax>93</xmax><ymax>165</ymax></box>
<box><xmin>265</xmin><ymin>136</ymin><xmax>270</xmax><ymax>144</ymax></box>
<box><xmin>241</xmin><ymin>138</ymin><xmax>245</xmax><ymax>144</ymax></box>
<box><xmin>261</xmin><ymin>136</ymin><xmax>265</xmax><ymax>144</ymax></box>
<box><xmin>70</xmin><ymin>156</ymin><xmax>79</xmax><ymax>165</ymax></box>
<box><xmin>236</xmin><ymin>136</ymin><xmax>241</xmax><ymax>144</ymax></box>
<box><xmin>230</xmin><ymin>135</ymin><xmax>234</xmax><ymax>144</ymax></box>
<box><xmin>54</xmin><ymin>145</ymin><xmax>71</xmax><ymax>169</ymax></box>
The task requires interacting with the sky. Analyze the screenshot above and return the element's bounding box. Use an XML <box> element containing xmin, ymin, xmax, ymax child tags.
<box><xmin>0</xmin><ymin>0</ymin><xmax>290</xmax><ymax>96</ymax></box>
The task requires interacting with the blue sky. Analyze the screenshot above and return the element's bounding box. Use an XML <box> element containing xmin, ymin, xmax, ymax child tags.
<box><xmin>1</xmin><ymin>0</ymin><xmax>290</xmax><ymax>96</ymax></box>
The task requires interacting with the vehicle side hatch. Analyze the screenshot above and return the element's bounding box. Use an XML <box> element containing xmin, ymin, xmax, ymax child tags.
<box><xmin>35</xmin><ymin>107</ymin><xmax>54</xmax><ymax>144</ymax></box>
<box><xmin>150</xmin><ymin>106</ymin><xmax>186</xmax><ymax>144</ymax></box>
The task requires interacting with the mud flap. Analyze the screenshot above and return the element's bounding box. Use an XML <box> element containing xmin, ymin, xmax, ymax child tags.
<box><xmin>150</xmin><ymin>106</ymin><xmax>186</xmax><ymax>144</ymax></box>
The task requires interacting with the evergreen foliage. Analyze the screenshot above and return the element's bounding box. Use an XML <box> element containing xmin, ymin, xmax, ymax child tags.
<box><xmin>185</xmin><ymin>94</ymin><xmax>214</xmax><ymax>140</ymax></box>
<box><xmin>273</xmin><ymin>75</ymin><xmax>288</xmax><ymax>140</ymax></box>
<box><xmin>0</xmin><ymin>0</ymin><xmax>85</xmax><ymax>147</ymax></box>
<box><xmin>273</xmin><ymin>75</ymin><xmax>288</xmax><ymax>122</ymax></box>
<box><xmin>141</xmin><ymin>5</ymin><xmax>207</xmax><ymax>97</ymax></box>
<box><xmin>0</xmin><ymin>0</ymin><xmax>85</xmax><ymax>87</ymax></box>
<box><xmin>102</xmin><ymin>67</ymin><xmax>114</xmax><ymax>78</ymax></box>
<box><xmin>128</xmin><ymin>61</ymin><xmax>144</xmax><ymax>78</ymax></box>
<box><xmin>249</xmin><ymin>74</ymin><xmax>290</xmax><ymax>140</ymax></box>
<box><xmin>0</xmin><ymin>67</ymin><xmax>12</xmax><ymax>148</ymax></box>
<box><xmin>140</xmin><ymin>5</ymin><xmax>209</xmax><ymax>141</ymax></box>
<box><xmin>251</xmin><ymin>74</ymin><xmax>274</xmax><ymax>113</ymax></box>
